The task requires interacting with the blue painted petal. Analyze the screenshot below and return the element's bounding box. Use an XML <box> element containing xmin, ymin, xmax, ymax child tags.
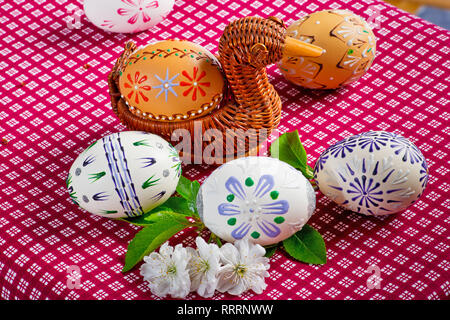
<box><xmin>231</xmin><ymin>223</ymin><xmax>251</xmax><ymax>240</ymax></box>
<box><xmin>168</xmin><ymin>86</ymin><xmax>178</xmax><ymax>96</ymax></box>
<box><xmin>155</xmin><ymin>87</ymin><xmax>164</xmax><ymax>98</ymax></box>
<box><xmin>169</xmin><ymin>72</ymin><xmax>179</xmax><ymax>82</ymax></box>
<box><xmin>261</xmin><ymin>200</ymin><xmax>289</xmax><ymax>215</ymax></box>
<box><xmin>83</xmin><ymin>154</ymin><xmax>95</xmax><ymax>167</ymax></box>
<box><xmin>253</xmin><ymin>174</ymin><xmax>274</xmax><ymax>198</ymax></box>
<box><xmin>218</xmin><ymin>203</ymin><xmax>241</xmax><ymax>216</ymax></box>
<box><xmin>257</xmin><ymin>220</ymin><xmax>281</xmax><ymax>238</ymax></box>
<box><xmin>225</xmin><ymin>176</ymin><xmax>246</xmax><ymax>200</ymax></box>
<box><xmin>92</xmin><ymin>192</ymin><xmax>108</xmax><ymax>201</ymax></box>
<box><xmin>141</xmin><ymin>157</ymin><xmax>156</xmax><ymax>168</ymax></box>
<box><xmin>151</xmin><ymin>191</ymin><xmax>166</xmax><ymax>202</ymax></box>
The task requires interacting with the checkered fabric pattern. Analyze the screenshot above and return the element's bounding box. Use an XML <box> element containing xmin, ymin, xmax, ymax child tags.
<box><xmin>0</xmin><ymin>0</ymin><xmax>449</xmax><ymax>300</ymax></box>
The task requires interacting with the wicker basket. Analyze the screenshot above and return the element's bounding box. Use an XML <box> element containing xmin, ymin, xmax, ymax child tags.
<box><xmin>108</xmin><ymin>17</ymin><xmax>289</xmax><ymax>164</ymax></box>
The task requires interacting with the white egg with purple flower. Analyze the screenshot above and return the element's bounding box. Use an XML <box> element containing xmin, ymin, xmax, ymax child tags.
<box><xmin>67</xmin><ymin>131</ymin><xmax>181</xmax><ymax>218</ymax></box>
<box><xmin>314</xmin><ymin>131</ymin><xmax>428</xmax><ymax>216</ymax></box>
<box><xmin>196</xmin><ymin>157</ymin><xmax>316</xmax><ymax>246</ymax></box>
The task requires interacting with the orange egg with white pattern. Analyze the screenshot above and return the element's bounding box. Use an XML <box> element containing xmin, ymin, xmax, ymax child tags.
<box><xmin>278</xmin><ymin>10</ymin><xmax>376</xmax><ymax>89</ymax></box>
<box><xmin>118</xmin><ymin>40</ymin><xmax>226</xmax><ymax>121</ymax></box>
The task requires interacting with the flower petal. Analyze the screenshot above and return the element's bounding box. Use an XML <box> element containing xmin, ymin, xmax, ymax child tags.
<box><xmin>127</xmin><ymin>13</ymin><xmax>139</xmax><ymax>24</ymax></box>
<box><xmin>157</xmin><ymin>242</ymin><xmax>170</xmax><ymax>256</ymax></box>
<box><xmin>253</xmin><ymin>174</ymin><xmax>275</xmax><ymax>198</ymax></box>
<box><xmin>231</xmin><ymin>222</ymin><xmax>251</xmax><ymax>240</ymax></box>
<box><xmin>225</xmin><ymin>176</ymin><xmax>246</xmax><ymax>200</ymax></box>
<box><xmin>219</xmin><ymin>243</ymin><xmax>240</xmax><ymax>265</ymax></box>
<box><xmin>216</xmin><ymin>265</ymin><xmax>236</xmax><ymax>293</ymax></box>
<box><xmin>142</xmin><ymin>11</ymin><xmax>152</xmax><ymax>23</ymax></box>
<box><xmin>218</xmin><ymin>203</ymin><xmax>240</xmax><ymax>216</ymax></box>
<box><xmin>261</xmin><ymin>200</ymin><xmax>289</xmax><ymax>215</ymax></box>
<box><xmin>227</xmin><ymin>280</ymin><xmax>247</xmax><ymax>296</ymax></box>
<box><xmin>257</xmin><ymin>220</ymin><xmax>281</xmax><ymax>238</ymax></box>
<box><xmin>122</xmin><ymin>0</ymin><xmax>137</xmax><ymax>7</ymax></box>
<box><xmin>117</xmin><ymin>8</ymin><xmax>134</xmax><ymax>16</ymax></box>
<box><xmin>146</xmin><ymin>1</ymin><xmax>159</xmax><ymax>9</ymax></box>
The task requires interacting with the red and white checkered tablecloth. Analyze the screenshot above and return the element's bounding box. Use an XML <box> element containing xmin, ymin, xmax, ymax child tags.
<box><xmin>0</xmin><ymin>0</ymin><xmax>449</xmax><ymax>300</ymax></box>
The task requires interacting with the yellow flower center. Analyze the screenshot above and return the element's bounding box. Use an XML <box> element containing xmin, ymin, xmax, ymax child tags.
<box><xmin>234</xmin><ymin>264</ymin><xmax>247</xmax><ymax>278</ymax></box>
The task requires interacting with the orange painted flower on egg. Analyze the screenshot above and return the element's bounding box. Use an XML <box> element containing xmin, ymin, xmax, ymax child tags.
<box><xmin>124</xmin><ymin>71</ymin><xmax>151</xmax><ymax>104</ymax></box>
<box><xmin>180</xmin><ymin>67</ymin><xmax>210</xmax><ymax>101</ymax></box>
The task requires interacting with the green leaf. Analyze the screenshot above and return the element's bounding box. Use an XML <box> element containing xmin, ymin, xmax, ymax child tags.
<box><xmin>122</xmin><ymin>197</ymin><xmax>197</xmax><ymax>226</ymax></box>
<box><xmin>305</xmin><ymin>164</ymin><xmax>314</xmax><ymax>180</ymax></box>
<box><xmin>176</xmin><ymin>175</ymin><xmax>200</xmax><ymax>202</ymax></box>
<box><xmin>176</xmin><ymin>176</ymin><xmax>201</xmax><ymax>216</ymax></box>
<box><xmin>122</xmin><ymin>215</ymin><xmax>187</xmax><ymax>272</ymax></box>
<box><xmin>282</xmin><ymin>225</ymin><xmax>327</xmax><ymax>265</ymax></box>
<box><xmin>270</xmin><ymin>130</ymin><xmax>313</xmax><ymax>179</ymax></box>
<box><xmin>264</xmin><ymin>246</ymin><xmax>277</xmax><ymax>258</ymax></box>
<box><xmin>160</xmin><ymin>197</ymin><xmax>197</xmax><ymax>216</ymax></box>
<box><xmin>123</xmin><ymin>210</ymin><xmax>189</xmax><ymax>226</ymax></box>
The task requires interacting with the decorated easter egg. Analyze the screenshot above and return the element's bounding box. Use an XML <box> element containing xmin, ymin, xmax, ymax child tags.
<box><xmin>118</xmin><ymin>40</ymin><xmax>225</xmax><ymax>122</ymax></box>
<box><xmin>277</xmin><ymin>10</ymin><xmax>376</xmax><ymax>89</ymax></box>
<box><xmin>66</xmin><ymin>131</ymin><xmax>182</xmax><ymax>218</ymax></box>
<box><xmin>83</xmin><ymin>0</ymin><xmax>175</xmax><ymax>33</ymax></box>
<box><xmin>314</xmin><ymin>131</ymin><xmax>428</xmax><ymax>216</ymax></box>
<box><xmin>196</xmin><ymin>157</ymin><xmax>316</xmax><ymax>246</ymax></box>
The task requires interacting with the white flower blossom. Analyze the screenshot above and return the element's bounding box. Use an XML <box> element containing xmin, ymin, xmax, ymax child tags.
<box><xmin>216</xmin><ymin>239</ymin><xmax>270</xmax><ymax>296</ymax></box>
<box><xmin>140</xmin><ymin>242</ymin><xmax>191</xmax><ymax>299</ymax></box>
<box><xmin>187</xmin><ymin>237</ymin><xmax>221</xmax><ymax>298</ymax></box>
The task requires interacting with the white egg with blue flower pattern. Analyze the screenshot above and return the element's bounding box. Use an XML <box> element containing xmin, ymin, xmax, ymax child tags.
<box><xmin>314</xmin><ymin>131</ymin><xmax>428</xmax><ymax>216</ymax></box>
<box><xmin>196</xmin><ymin>157</ymin><xmax>316</xmax><ymax>246</ymax></box>
<box><xmin>67</xmin><ymin>131</ymin><xmax>181</xmax><ymax>218</ymax></box>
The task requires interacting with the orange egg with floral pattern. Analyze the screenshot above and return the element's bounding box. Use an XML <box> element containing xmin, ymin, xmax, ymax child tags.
<box><xmin>118</xmin><ymin>40</ymin><xmax>225</xmax><ymax>121</ymax></box>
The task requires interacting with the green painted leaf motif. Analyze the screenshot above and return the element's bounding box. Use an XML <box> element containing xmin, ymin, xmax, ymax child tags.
<box><xmin>142</xmin><ymin>175</ymin><xmax>160</xmax><ymax>189</ymax></box>
<box><xmin>101</xmin><ymin>210</ymin><xmax>118</xmax><ymax>215</ymax></box>
<box><xmin>88</xmin><ymin>171</ymin><xmax>106</xmax><ymax>182</ymax></box>
<box><xmin>66</xmin><ymin>173</ymin><xmax>72</xmax><ymax>188</ymax></box>
<box><xmin>283</xmin><ymin>225</ymin><xmax>327</xmax><ymax>265</ymax></box>
<box><xmin>122</xmin><ymin>215</ymin><xmax>187</xmax><ymax>272</ymax></box>
<box><xmin>66</xmin><ymin>173</ymin><xmax>78</xmax><ymax>204</ymax></box>
<box><xmin>69</xmin><ymin>190</ymin><xmax>78</xmax><ymax>205</ymax></box>
<box><xmin>133</xmin><ymin>140</ymin><xmax>151</xmax><ymax>147</ymax></box>
<box><xmin>171</xmin><ymin>161</ymin><xmax>182</xmax><ymax>178</ymax></box>
<box><xmin>270</xmin><ymin>130</ymin><xmax>312</xmax><ymax>179</ymax></box>
<box><xmin>84</xmin><ymin>140</ymin><xmax>98</xmax><ymax>152</ymax></box>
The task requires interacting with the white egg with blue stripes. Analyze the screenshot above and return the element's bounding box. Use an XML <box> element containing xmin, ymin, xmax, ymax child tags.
<box><xmin>67</xmin><ymin>131</ymin><xmax>181</xmax><ymax>218</ymax></box>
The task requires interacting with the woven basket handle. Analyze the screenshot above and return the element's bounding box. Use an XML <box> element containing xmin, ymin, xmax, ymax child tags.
<box><xmin>112</xmin><ymin>41</ymin><xmax>137</xmax><ymax>80</ymax></box>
